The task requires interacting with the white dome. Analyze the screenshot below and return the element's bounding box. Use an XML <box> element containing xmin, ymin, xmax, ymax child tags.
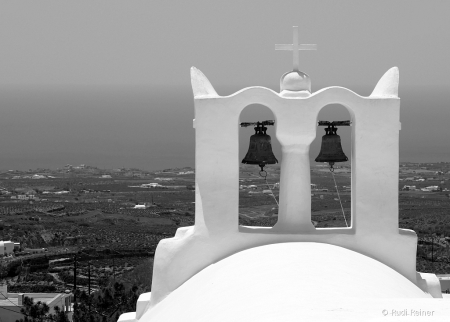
<box><xmin>280</xmin><ymin>70</ymin><xmax>311</xmax><ymax>92</ymax></box>
<box><xmin>143</xmin><ymin>243</ymin><xmax>429</xmax><ymax>322</ymax></box>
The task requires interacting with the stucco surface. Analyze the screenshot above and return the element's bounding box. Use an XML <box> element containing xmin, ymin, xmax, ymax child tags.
<box><xmin>141</xmin><ymin>243</ymin><xmax>450</xmax><ymax>322</ymax></box>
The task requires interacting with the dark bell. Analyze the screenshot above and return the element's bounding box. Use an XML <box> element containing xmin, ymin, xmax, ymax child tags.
<box><xmin>242</xmin><ymin>124</ymin><xmax>278</xmax><ymax>171</ymax></box>
<box><xmin>315</xmin><ymin>125</ymin><xmax>348</xmax><ymax>166</ymax></box>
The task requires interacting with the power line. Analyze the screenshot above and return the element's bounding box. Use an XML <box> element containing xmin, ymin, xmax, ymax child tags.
<box><xmin>0</xmin><ymin>305</ymin><xmax>27</xmax><ymax>316</ymax></box>
<box><xmin>0</xmin><ymin>290</ymin><xmax>23</xmax><ymax>310</ymax></box>
<box><xmin>0</xmin><ymin>290</ymin><xmax>33</xmax><ymax>320</ymax></box>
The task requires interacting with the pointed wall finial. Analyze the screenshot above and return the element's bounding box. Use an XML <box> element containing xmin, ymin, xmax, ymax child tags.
<box><xmin>190</xmin><ymin>67</ymin><xmax>218</xmax><ymax>98</ymax></box>
<box><xmin>370</xmin><ymin>67</ymin><xmax>399</xmax><ymax>98</ymax></box>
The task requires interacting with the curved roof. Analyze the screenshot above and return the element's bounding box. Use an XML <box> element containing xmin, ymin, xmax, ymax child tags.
<box><xmin>143</xmin><ymin>242</ymin><xmax>429</xmax><ymax>322</ymax></box>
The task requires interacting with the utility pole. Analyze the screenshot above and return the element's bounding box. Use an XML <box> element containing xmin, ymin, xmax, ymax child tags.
<box><xmin>88</xmin><ymin>260</ymin><xmax>91</xmax><ymax>315</ymax></box>
<box><xmin>88</xmin><ymin>260</ymin><xmax>91</xmax><ymax>295</ymax></box>
<box><xmin>73</xmin><ymin>254</ymin><xmax>77</xmax><ymax>305</ymax></box>
<box><xmin>431</xmin><ymin>235</ymin><xmax>434</xmax><ymax>263</ymax></box>
<box><xmin>112</xmin><ymin>256</ymin><xmax>115</xmax><ymax>281</ymax></box>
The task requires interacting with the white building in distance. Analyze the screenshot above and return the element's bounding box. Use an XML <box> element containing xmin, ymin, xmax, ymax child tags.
<box><xmin>0</xmin><ymin>241</ymin><xmax>14</xmax><ymax>256</ymax></box>
<box><xmin>0</xmin><ymin>283</ymin><xmax>72</xmax><ymax>322</ymax></box>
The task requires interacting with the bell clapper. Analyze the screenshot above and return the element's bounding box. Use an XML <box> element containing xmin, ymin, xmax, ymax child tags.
<box><xmin>259</xmin><ymin>169</ymin><xmax>267</xmax><ymax>178</ymax></box>
<box><xmin>328</xmin><ymin>162</ymin><xmax>335</xmax><ymax>172</ymax></box>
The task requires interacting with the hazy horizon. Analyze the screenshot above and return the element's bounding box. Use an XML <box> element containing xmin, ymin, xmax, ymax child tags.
<box><xmin>0</xmin><ymin>1</ymin><xmax>449</xmax><ymax>171</ymax></box>
<box><xmin>0</xmin><ymin>85</ymin><xmax>448</xmax><ymax>172</ymax></box>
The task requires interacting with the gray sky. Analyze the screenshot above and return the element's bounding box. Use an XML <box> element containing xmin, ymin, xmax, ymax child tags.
<box><xmin>0</xmin><ymin>1</ymin><xmax>449</xmax><ymax>170</ymax></box>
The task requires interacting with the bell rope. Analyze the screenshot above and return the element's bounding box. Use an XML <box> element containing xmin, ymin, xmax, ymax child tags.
<box><xmin>329</xmin><ymin>166</ymin><xmax>349</xmax><ymax>227</ymax></box>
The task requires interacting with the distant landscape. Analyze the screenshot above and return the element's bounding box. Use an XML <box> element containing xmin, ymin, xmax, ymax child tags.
<box><xmin>1</xmin><ymin>161</ymin><xmax>449</xmax><ymax>295</ymax></box>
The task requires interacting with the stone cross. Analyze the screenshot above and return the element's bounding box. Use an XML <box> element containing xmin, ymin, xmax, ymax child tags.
<box><xmin>275</xmin><ymin>26</ymin><xmax>317</xmax><ymax>71</ymax></box>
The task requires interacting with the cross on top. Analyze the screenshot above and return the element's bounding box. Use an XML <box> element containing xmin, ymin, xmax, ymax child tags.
<box><xmin>275</xmin><ymin>26</ymin><xmax>317</xmax><ymax>71</ymax></box>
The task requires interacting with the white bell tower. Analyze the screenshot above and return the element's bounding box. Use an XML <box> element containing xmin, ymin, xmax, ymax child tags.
<box><xmin>118</xmin><ymin>27</ymin><xmax>444</xmax><ymax>322</ymax></box>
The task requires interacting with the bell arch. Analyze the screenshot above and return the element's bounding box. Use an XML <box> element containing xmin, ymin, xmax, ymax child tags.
<box><xmin>311</xmin><ymin>104</ymin><xmax>352</xmax><ymax>229</ymax></box>
<box><xmin>238</xmin><ymin>104</ymin><xmax>281</xmax><ymax>228</ymax></box>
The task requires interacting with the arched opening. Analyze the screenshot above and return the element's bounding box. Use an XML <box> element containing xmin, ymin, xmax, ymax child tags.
<box><xmin>310</xmin><ymin>104</ymin><xmax>352</xmax><ymax>228</ymax></box>
<box><xmin>239</xmin><ymin>104</ymin><xmax>281</xmax><ymax>227</ymax></box>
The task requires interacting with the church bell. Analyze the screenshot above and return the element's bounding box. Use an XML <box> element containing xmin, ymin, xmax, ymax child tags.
<box><xmin>242</xmin><ymin>122</ymin><xmax>278</xmax><ymax>171</ymax></box>
<box><xmin>315</xmin><ymin>124</ymin><xmax>348</xmax><ymax>167</ymax></box>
